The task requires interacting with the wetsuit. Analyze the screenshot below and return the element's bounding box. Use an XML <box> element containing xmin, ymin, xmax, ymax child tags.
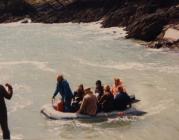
<box><xmin>0</xmin><ymin>85</ymin><xmax>13</xmax><ymax>139</ymax></box>
<box><xmin>53</xmin><ymin>80</ymin><xmax>73</xmax><ymax>112</ymax></box>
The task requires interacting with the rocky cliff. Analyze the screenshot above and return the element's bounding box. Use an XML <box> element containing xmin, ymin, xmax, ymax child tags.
<box><xmin>0</xmin><ymin>0</ymin><xmax>178</xmax><ymax>49</ymax></box>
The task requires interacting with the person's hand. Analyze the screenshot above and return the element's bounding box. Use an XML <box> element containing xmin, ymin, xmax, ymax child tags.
<box><xmin>52</xmin><ymin>95</ymin><xmax>55</xmax><ymax>99</ymax></box>
<box><xmin>5</xmin><ymin>83</ymin><xmax>13</xmax><ymax>90</ymax></box>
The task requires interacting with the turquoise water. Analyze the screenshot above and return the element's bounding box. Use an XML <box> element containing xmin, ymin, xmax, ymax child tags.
<box><xmin>0</xmin><ymin>22</ymin><xmax>179</xmax><ymax>140</ymax></box>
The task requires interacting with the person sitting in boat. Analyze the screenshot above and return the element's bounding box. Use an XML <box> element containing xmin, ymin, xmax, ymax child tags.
<box><xmin>114</xmin><ymin>86</ymin><xmax>131</xmax><ymax>111</ymax></box>
<box><xmin>98</xmin><ymin>85</ymin><xmax>114</xmax><ymax>112</ymax></box>
<box><xmin>95</xmin><ymin>80</ymin><xmax>104</xmax><ymax>101</ymax></box>
<box><xmin>111</xmin><ymin>78</ymin><xmax>126</xmax><ymax>97</ymax></box>
<box><xmin>71</xmin><ymin>84</ymin><xmax>85</xmax><ymax>112</ymax></box>
<box><xmin>77</xmin><ymin>88</ymin><xmax>97</xmax><ymax>116</ymax></box>
<box><xmin>52</xmin><ymin>74</ymin><xmax>73</xmax><ymax>112</ymax></box>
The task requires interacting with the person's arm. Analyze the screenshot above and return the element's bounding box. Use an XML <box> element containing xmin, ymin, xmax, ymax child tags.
<box><xmin>98</xmin><ymin>95</ymin><xmax>105</xmax><ymax>104</ymax></box>
<box><xmin>77</xmin><ymin>96</ymin><xmax>87</xmax><ymax>114</ymax></box>
<box><xmin>0</xmin><ymin>84</ymin><xmax>13</xmax><ymax>100</ymax></box>
<box><xmin>52</xmin><ymin>83</ymin><xmax>59</xmax><ymax>99</ymax></box>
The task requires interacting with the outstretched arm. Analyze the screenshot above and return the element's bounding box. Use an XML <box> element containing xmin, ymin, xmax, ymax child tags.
<box><xmin>0</xmin><ymin>83</ymin><xmax>13</xmax><ymax>100</ymax></box>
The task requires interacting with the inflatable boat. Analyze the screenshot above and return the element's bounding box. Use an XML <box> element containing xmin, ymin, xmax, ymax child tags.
<box><xmin>41</xmin><ymin>104</ymin><xmax>146</xmax><ymax>120</ymax></box>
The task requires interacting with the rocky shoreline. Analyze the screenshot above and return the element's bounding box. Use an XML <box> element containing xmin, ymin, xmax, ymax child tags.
<box><xmin>0</xmin><ymin>0</ymin><xmax>179</xmax><ymax>49</ymax></box>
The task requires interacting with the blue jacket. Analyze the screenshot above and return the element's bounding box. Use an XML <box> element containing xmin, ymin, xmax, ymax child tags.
<box><xmin>53</xmin><ymin>80</ymin><xmax>73</xmax><ymax>101</ymax></box>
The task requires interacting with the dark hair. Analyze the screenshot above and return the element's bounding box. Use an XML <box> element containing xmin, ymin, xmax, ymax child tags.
<box><xmin>96</xmin><ymin>80</ymin><xmax>102</xmax><ymax>85</ymax></box>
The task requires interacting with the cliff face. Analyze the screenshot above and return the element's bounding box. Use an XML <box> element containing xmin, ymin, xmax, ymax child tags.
<box><xmin>0</xmin><ymin>0</ymin><xmax>178</xmax><ymax>48</ymax></box>
<box><xmin>0</xmin><ymin>0</ymin><xmax>35</xmax><ymax>22</ymax></box>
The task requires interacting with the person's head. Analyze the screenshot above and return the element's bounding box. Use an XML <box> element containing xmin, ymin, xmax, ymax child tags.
<box><xmin>96</xmin><ymin>80</ymin><xmax>102</xmax><ymax>87</ymax></box>
<box><xmin>104</xmin><ymin>85</ymin><xmax>110</xmax><ymax>92</ymax></box>
<box><xmin>77</xmin><ymin>84</ymin><xmax>84</xmax><ymax>92</ymax></box>
<box><xmin>57</xmin><ymin>74</ymin><xmax>64</xmax><ymax>82</ymax></box>
<box><xmin>114</xmin><ymin>78</ymin><xmax>122</xmax><ymax>86</ymax></box>
<box><xmin>117</xmin><ymin>86</ymin><xmax>124</xmax><ymax>93</ymax></box>
<box><xmin>84</xmin><ymin>87</ymin><xmax>93</xmax><ymax>95</ymax></box>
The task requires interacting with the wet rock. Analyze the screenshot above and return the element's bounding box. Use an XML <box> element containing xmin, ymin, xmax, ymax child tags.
<box><xmin>102</xmin><ymin>5</ymin><xmax>137</xmax><ymax>28</ymax></box>
<box><xmin>147</xmin><ymin>23</ymin><xmax>179</xmax><ymax>49</ymax></box>
<box><xmin>126</xmin><ymin>10</ymin><xmax>168</xmax><ymax>41</ymax></box>
<box><xmin>0</xmin><ymin>0</ymin><xmax>178</xmax><ymax>50</ymax></box>
<box><xmin>147</xmin><ymin>40</ymin><xmax>179</xmax><ymax>49</ymax></box>
<box><xmin>0</xmin><ymin>0</ymin><xmax>35</xmax><ymax>23</ymax></box>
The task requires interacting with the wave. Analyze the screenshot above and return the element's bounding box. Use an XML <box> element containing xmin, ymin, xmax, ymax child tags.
<box><xmin>80</xmin><ymin>21</ymin><xmax>127</xmax><ymax>39</ymax></box>
<box><xmin>0</xmin><ymin>60</ymin><xmax>56</xmax><ymax>73</ymax></box>
<box><xmin>11</xmin><ymin>134</ymin><xmax>24</xmax><ymax>140</ymax></box>
<box><xmin>8</xmin><ymin>95</ymin><xmax>32</xmax><ymax>114</ymax></box>
<box><xmin>0</xmin><ymin>133</ymin><xmax>24</xmax><ymax>140</ymax></box>
<box><xmin>141</xmin><ymin>99</ymin><xmax>175</xmax><ymax>119</ymax></box>
<box><xmin>75</xmin><ymin>58</ymin><xmax>179</xmax><ymax>74</ymax></box>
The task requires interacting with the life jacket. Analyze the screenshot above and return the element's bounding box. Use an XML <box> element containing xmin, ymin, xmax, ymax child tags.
<box><xmin>54</xmin><ymin>101</ymin><xmax>64</xmax><ymax>112</ymax></box>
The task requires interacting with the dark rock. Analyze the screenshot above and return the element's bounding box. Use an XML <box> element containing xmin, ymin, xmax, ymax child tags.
<box><xmin>148</xmin><ymin>40</ymin><xmax>179</xmax><ymax>49</ymax></box>
<box><xmin>0</xmin><ymin>0</ymin><xmax>179</xmax><ymax>49</ymax></box>
<box><xmin>126</xmin><ymin>10</ymin><xmax>168</xmax><ymax>41</ymax></box>
<box><xmin>102</xmin><ymin>6</ymin><xmax>137</xmax><ymax>28</ymax></box>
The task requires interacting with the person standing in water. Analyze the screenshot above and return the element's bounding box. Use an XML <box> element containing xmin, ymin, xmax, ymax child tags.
<box><xmin>0</xmin><ymin>83</ymin><xmax>13</xmax><ymax>140</ymax></box>
<box><xmin>52</xmin><ymin>75</ymin><xmax>73</xmax><ymax>112</ymax></box>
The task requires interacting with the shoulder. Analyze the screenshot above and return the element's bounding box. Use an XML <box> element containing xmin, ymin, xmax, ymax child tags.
<box><xmin>0</xmin><ymin>85</ymin><xmax>6</xmax><ymax>94</ymax></box>
<box><xmin>0</xmin><ymin>85</ymin><xmax>5</xmax><ymax>91</ymax></box>
<box><xmin>62</xmin><ymin>80</ymin><xmax>69</xmax><ymax>85</ymax></box>
<box><xmin>84</xmin><ymin>94</ymin><xmax>90</xmax><ymax>99</ymax></box>
<box><xmin>92</xmin><ymin>94</ymin><xmax>97</xmax><ymax>100</ymax></box>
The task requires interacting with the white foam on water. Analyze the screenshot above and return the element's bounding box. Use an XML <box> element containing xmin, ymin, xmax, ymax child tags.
<box><xmin>107</xmin><ymin>116</ymin><xmax>138</xmax><ymax>123</ymax></box>
<box><xmin>8</xmin><ymin>83</ymin><xmax>33</xmax><ymax>113</ymax></box>
<box><xmin>0</xmin><ymin>60</ymin><xmax>56</xmax><ymax>73</ymax></box>
<box><xmin>73</xmin><ymin>121</ymin><xmax>93</xmax><ymax>128</ymax></box>
<box><xmin>11</xmin><ymin>134</ymin><xmax>24</xmax><ymax>140</ymax></box>
<box><xmin>17</xmin><ymin>18</ymin><xmax>32</xmax><ymax>24</ymax></box>
<box><xmin>0</xmin><ymin>19</ymin><xmax>38</xmax><ymax>28</ymax></box>
<box><xmin>75</xmin><ymin>58</ymin><xmax>179</xmax><ymax>74</ymax></box>
<box><xmin>13</xmin><ymin>83</ymin><xmax>32</xmax><ymax>93</ymax></box>
<box><xmin>143</xmin><ymin>99</ymin><xmax>175</xmax><ymax>117</ymax></box>
<box><xmin>0</xmin><ymin>133</ymin><xmax>24</xmax><ymax>140</ymax></box>
<box><xmin>80</xmin><ymin>21</ymin><xmax>127</xmax><ymax>39</ymax></box>
<box><xmin>8</xmin><ymin>99</ymin><xmax>32</xmax><ymax>114</ymax></box>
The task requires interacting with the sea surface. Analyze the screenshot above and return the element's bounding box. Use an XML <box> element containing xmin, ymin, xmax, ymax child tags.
<box><xmin>0</xmin><ymin>22</ymin><xmax>179</xmax><ymax>140</ymax></box>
